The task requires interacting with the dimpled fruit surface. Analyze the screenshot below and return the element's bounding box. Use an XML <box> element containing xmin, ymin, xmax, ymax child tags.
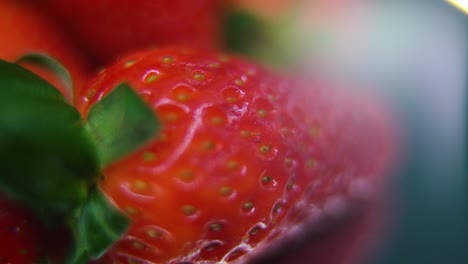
<box><xmin>78</xmin><ymin>47</ymin><xmax>394</xmax><ymax>264</ymax></box>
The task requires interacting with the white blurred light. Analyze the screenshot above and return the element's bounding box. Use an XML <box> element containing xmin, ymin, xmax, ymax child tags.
<box><xmin>447</xmin><ymin>0</ymin><xmax>468</xmax><ymax>14</ymax></box>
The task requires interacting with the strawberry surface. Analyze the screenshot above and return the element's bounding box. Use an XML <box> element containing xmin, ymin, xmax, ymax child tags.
<box><xmin>34</xmin><ymin>0</ymin><xmax>225</xmax><ymax>66</ymax></box>
<box><xmin>0</xmin><ymin>0</ymin><xmax>91</xmax><ymax>99</ymax></box>
<box><xmin>0</xmin><ymin>196</ymin><xmax>44</xmax><ymax>264</ymax></box>
<box><xmin>77</xmin><ymin>47</ymin><xmax>394</xmax><ymax>263</ymax></box>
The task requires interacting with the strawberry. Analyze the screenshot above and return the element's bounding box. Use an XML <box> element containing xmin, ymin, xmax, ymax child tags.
<box><xmin>33</xmin><ymin>0</ymin><xmax>225</xmax><ymax>66</ymax></box>
<box><xmin>0</xmin><ymin>0</ymin><xmax>91</xmax><ymax>100</ymax></box>
<box><xmin>76</xmin><ymin>47</ymin><xmax>395</xmax><ymax>263</ymax></box>
<box><xmin>0</xmin><ymin>196</ymin><xmax>44</xmax><ymax>264</ymax></box>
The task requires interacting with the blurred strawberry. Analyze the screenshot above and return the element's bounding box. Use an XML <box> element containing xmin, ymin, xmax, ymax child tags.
<box><xmin>0</xmin><ymin>0</ymin><xmax>91</xmax><ymax>100</ymax></box>
<box><xmin>0</xmin><ymin>196</ymin><xmax>44</xmax><ymax>264</ymax></box>
<box><xmin>33</xmin><ymin>0</ymin><xmax>226</xmax><ymax>66</ymax></box>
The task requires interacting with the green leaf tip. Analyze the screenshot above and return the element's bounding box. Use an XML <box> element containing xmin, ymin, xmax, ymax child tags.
<box><xmin>224</xmin><ymin>10</ymin><xmax>266</xmax><ymax>57</ymax></box>
<box><xmin>15</xmin><ymin>53</ymin><xmax>74</xmax><ymax>102</ymax></box>
<box><xmin>0</xmin><ymin>60</ymin><xmax>99</xmax><ymax>219</ymax></box>
<box><xmin>0</xmin><ymin>59</ymin><xmax>66</xmax><ymax>102</ymax></box>
<box><xmin>68</xmin><ymin>187</ymin><xmax>130</xmax><ymax>264</ymax></box>
<box><xmin>85</xmin><ymin>82</ymin><xmax>161</xmax><ymax>168</ymax></box>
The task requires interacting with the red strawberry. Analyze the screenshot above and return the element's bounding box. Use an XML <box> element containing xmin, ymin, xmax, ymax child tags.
<box><xmin>33</xmin><ymin>0</ymin><xmax>225</xmax><ymax>66</ymax></box>
<box><xmin>0</xmin><ymin>0</ymin><xmax>91</xmax><ymax>99</ymax></box>
<box><xmin>0</xmin><ymin>196</ymin><xmax>44</xmax><ymax>264</ymax></box>
<box><xmin>76</xmin><ymin>47</ymin><xmax>395</xmax><ymax>263</ymax></box>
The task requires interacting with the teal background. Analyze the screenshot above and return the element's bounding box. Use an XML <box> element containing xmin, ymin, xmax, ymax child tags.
<box><xmin>352</xmin><ymin>1</ymin><xmax>468</xmax><ymax>263</ymax></box>
<box><xmin>302</xmin><ymin>1</ymin><xmax>467</xmax><ymax>263</ymax></box>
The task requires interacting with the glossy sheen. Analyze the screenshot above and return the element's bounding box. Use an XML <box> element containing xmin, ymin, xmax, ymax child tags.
<box><xmin>77</xmin><ymin>48</ymin><xmax>394</xmax><ymax>263</ymax></box>
<box><xmin>35</xmin><ymin>0</ymin><xmax>224</xmax><ymax>65</ymax></box>
<box><xmin>0</xmin><ymin>197</ymin><xmax>43</xmax><ymax>264</ymax></box>
<box><xmin>0</xmin><ymin>0</ymin><xmax>90</xmax><ymax>100</ymax></box>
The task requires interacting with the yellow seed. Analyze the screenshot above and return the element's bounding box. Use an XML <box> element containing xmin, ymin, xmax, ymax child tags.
<box><xmin>240</xmin><ymin>130</ymin><xmax>251</xmax><ymax>138</ymax></box>
<box><xmin>257</xmin><ymin>109</ymin><xmax>268</xmax><ymax>118</ymax></box>
<box><xmin>162</xmin><ymin>56</ymin><xmax>174</xmax><ymax>63</ymax></box>
<box><xmin>219</xmin><ymin>55</ymin><xmax>230</xmax><ymax>62</ymax></box>
<box><xmin>163</xmin><ymin>112</ymin><xmax>179</xmax><ymax>122</ymax></box>
<box><xmin>309</xmin><ymin>127</ymin><xmax>320</xmax><ymax>137</ymax></box>
<box><xmin>226</xmin><ymin>96</ymin><xmax>237</xmax><ymax>103</ymax></box>
<box><xmin>284</xmin><ymin>158</ymin><xmax>295</xmax><ymax>168</ymax></box>
<box><xmin>249</xmin><ymin>226</ymin><xmax>260</xmax><ymax>235</ymax></box>
<box><xmin>181</xmin><ymin>205</ymin><xmax>197</xmax><ymax>216</ymax></box>
<box><xmin>273</xmin><ymin>204</ymin><xmax>281</xmax><ymax>214</ymax></box>
<box><xmin>208</xmin><ymin>222</ymin><xmax>223</xmax><ymax>232</ymax></box>
<box><xmin>209</xmin><ymin>62</ymin><xmax>221</xmax><ymax>68</ymax></box>
<box><xmin>145</xmin><ymin>74</ymin><xmax>158</xmax><ymax>83</ymax></box>
<box><xmin>142</xmin><ymin>151</ymin><xmax>157</xmax><ymax>161</ymax></box>
<box><xmin>133</xmin><ymin>241</ymin><xmax>145</xmax><ymax>249</ymax></box>
<box><xmin>86</xmin><ymin>89</ymin><xmax>96</xmax><ymax>99</ymax></box>
<box><xmin>180</xmin><ymin>169</ymin><xmax>195</xmax><ymax>182</ymax></box>
<box><xmin>124</xmin><ymin>60</ymin><xmax>135</xmax><ymax>68</ymax></box>
<box><xmin>193</xmin><ymin>72</ymin><xmax>206</xmax><ymax>81</ymax></box>
<box><xmin>147</xmin><ymin>229</ymin><xmax>162</xmax><ymax>239</ymax></box>
<box><xmin>261</xmin><ymin>176</ymin><xmax>272</xmax><ymax>185</ymax></box>
<box><xmin>242</xmin><ymin>201</ymin><xmax>254</xmax><ymax>212</ymax></box>
<box><xmin>211</xmin><ymin>116</ymin><xmax>226</xmax><ymax>125</ymax></box>
<box><xmin>128</xmin><ymin>258</ymin><xmax>140</xmax><ymax>264</ymax></box>
<box><xmin>176</xmin><ymin>93</ymin><xmax>190</xmax><ymax>101</ymax></box>
<box><xmin>158</xmin><ymin>133</ymin><xmax>169</xmax><ymax>142</ymax></box>
<box><xmin>125</xmin><ymin>207</ymin><xmax>138</xmax><ymax>215</ymax></box>
<box><xmin>259</xmin><ymin>145</ymin><xmax>271</xmax><ymax>154</ymax></box>
<box><xmin>226</xmin><ymin>160</ymin><xmax>239</xmax><ymax>169</ymax></box>
<box><xmin>287</xmin><ymin>179</ymin><xmax>296</xmax><ymax>190</ymax></box>
<box><xmin>219</xmin><ymin>186</ymin><xmax>233</xmax><ymax>197</ymax></box>
<box><xmin>306</xmin><ymin>159</ymin><xmax>316</xmax><ymax>169</ymax></box>
<box><xmin>234</xmin><ymin>79</ymin><xmax>244</xmax><ymax>86</ymax></box>
<box><xmin>201</xmin><ymin>140</ymin><xmax>215</xmax><ymax>151</ymax></box>
<box><xmin>133</xmin><ymin>180</ymin><xmax>148</xmax><ymax>191</ymax></box>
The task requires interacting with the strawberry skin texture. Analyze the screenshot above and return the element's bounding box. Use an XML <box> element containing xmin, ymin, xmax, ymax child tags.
<box><xmin>0</xmin><ymin>0</ymin><xmax>91</xmax><ymax>99</ymax></box>
<box><xmin>34</xmin><ymin>0</ymin><xmax>225</xmax><ymax>66</ymax></box>
<box><xmin>77</xmin><ymin>48</ymin><xmax>395</xmax><ymax>263</ymax></box>
<box><xmin>0</xmin><ymin>196</ymin><xmax>44</xmax><ymax>264</ymax></box>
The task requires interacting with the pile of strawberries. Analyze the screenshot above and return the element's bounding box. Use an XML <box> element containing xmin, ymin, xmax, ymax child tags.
<box><xmin>0</xmin><ymin>1</ymin><xmax>397</xmax><ymax>264</ymax></box>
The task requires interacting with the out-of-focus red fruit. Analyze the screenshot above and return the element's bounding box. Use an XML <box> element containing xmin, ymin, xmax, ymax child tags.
<box><xmin>0</xmin><ymin>0</ymin><xmax>91</xmax><ymax>100</ymax></box>
<box><xmin>33</xmin><ymin>0</ymin><xmax>226</xmax><ymax>66</ymax></box>
<box><xmin>0</xmin><ymin>196</ymin><xmax>44</xmax><ymax>264</ymax></box>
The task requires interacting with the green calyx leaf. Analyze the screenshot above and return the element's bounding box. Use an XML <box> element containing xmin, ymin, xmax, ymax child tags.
<box><xmin>224</xmin><ymin>10</ymin><xmax>267</xmax><ymax>57</ymax></box>
<box><xmin>85</xmin><ymin>82</ymin><xmax>160</xmax><ymax>168</ymax></box>
<box><xmin>15</xmin><ymin>53</ymin><xmax>74</xmax><ymax>102</ymax></box>
<box><xmin>68</xmin><ymin>187</ymin><xmax>130</xmax><ymax>264</ymax></box>
<box><xmin>0</xmin><ymin>60</ymin><xmax>99</xmax><ymax>220</ymax></box>
<box><xmin>0</xmin><ymin>60</ymin><xmax>159</xmax><ymax>263</ymax></box>
<box><xmin>66</xmin><ymin>82</ymin><xmax>160</xmax><ymax>263</ymax></box>
<box><xmin>223</xmin><ymin>9</ymin><xmax>312</xmax><ymax>68</ymax></box>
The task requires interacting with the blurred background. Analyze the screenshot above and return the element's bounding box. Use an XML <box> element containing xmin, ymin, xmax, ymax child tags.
<box><xmin>227</xmin><ymin>0</ymin><xmax>467</xmax><ymax>263</ymax></box>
